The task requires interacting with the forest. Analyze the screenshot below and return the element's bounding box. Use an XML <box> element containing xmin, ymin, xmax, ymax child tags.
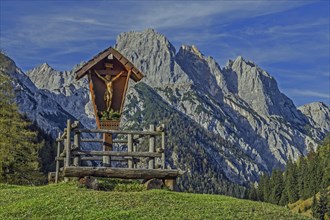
<box><xmin>247</xmin><ymin>135</ymin><xmax>330</xmax><ymax>219</ymax></box>
<box><xmin>0</xmin><ymin>70</ymin><xmax>56</xmax><ymax>185</ymax></box>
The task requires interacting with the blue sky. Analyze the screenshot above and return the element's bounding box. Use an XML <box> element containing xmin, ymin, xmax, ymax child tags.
<box><xmin>1</xmin><ymin>0</ymin><xmax>329</xmax><ymax>106</ymax></box>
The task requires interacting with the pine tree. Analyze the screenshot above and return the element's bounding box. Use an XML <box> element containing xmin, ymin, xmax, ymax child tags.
<box><xmin>269</xmin><ymin>169</ymin><xmax>284</xmax><ymax>205</ymax></box>
<box><xmin>285</xmin><ymin>159</ymin><xmax>299</xmax><ymax>203</ymax></box>
<box><xmin>312</xmin><ymin>194</ymin><xmax>318</xmax><ymax>218</ymax></box>
<box><xmin>318</xmin><ymin>136</ymin><xmax>330</xmax><ymax>188</ymax></box>
<box><xmin>0</xmin><ymin>72</ymin><xmax>42</xmax><ymax>185</ymax></box>
<box><xmin>279</xmin><ymin>187</ymin><xmax>289</xmax><ymax>206</ymax></box>
<box><xmin>312</xmin><ymin>189</ymin><xmax>329</xmax><ymax>220</ymax></box>
<box><xmin>257</xmin><ymin>173</ymin><xmax>271</xmax><ymax>202</ymax></box>
<box><xmin>298</xmin><ymin>157</ymin><xmax>309</xmax><ymax>199</ymax></box>
<box><xmin>248</xmin><ymin>185</ymin><xmax>258</xmax><ymax>201</ymax></box>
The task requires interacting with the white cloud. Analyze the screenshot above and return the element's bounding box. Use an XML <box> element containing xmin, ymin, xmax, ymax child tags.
<box><xmin>0</xmin><ymin>0</ymin><xmax>325</xmax><ymax>73</ymax></box>
<box><xmin>1</xmin><ymin>1</ymin><xmax>314</xmax><ymax>49</ymax></box>
<box><xmin>289</xmin><ymin>90</ymin><xmax>330</xmax><ymax>99</ymax></box>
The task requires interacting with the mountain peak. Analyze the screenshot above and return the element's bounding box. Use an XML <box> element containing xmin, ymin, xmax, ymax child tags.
<box><xmin>233</xmin><ymin>56</ymin><xmax>258</xmax><ymax>68</ymax></box>
<box><xmin>224</xmin><ymin>54</ymin><xmax>304</xmax><ymax>121</ymax></box>
<box><xmin>144</xmin><ymin>28</ymin><xmax>157</xmax><ymax>34</ymax></box>
<box><xmin>225</xmin><ymin>56</ymin><xmax>253</xmax><ymax>69</ymax></box>
<box><xmin>235</xmin><ymin>55</ymin><xmax>244</xmax><ymax>62</ymax></box>
<box><xmin>180</xmin><ymin>45</ymin><xmax>203</xmax><ymax>59</ymax></box>
<box><xmin>40</xmin><ymin>62</ymin><xmax>50</xmax><ymax>67</ymax></box>
<box><xmin>29</xmin><ymin>62</ymin><xmax>55</xmax><ymax>74</ymax></box>
<box><xmin>115</xmin><ymin>29</ymin><xmax>191</xmax><ymax>86</ymax></box>
<box><xmin>299</xmin><ymin>102</ymin><xmax>330</xmax><ymax>134</ymax></box>
<box><xmin>301</xmin><ymin>101</ymin><xmax>328</xmax><ymax>108</ymax></box>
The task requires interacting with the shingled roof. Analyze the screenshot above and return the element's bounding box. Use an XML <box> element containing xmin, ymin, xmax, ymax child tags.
<box><xmin>75</xmin><ymin>47</ymin><xmax>144</xmax><ymax>82</ymax></box>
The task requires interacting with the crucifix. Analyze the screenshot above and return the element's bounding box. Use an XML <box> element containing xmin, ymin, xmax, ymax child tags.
<box><xmin>94</xmin><ymin>70</ymin><xmax>125</xmax><ymax>112</ymax></box>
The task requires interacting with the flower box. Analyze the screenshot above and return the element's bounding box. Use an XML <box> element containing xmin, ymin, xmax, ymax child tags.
<box><xmin>99</xmin><ymin>119</ymin><xmax>120</xmax><ymax>130</ymax></box>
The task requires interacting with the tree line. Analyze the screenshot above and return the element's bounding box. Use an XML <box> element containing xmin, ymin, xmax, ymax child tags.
<box><xmin>247</xmin><ymin>135</ymin><xmax>330</xmax><ymax>218</ymax></box>
<box><xmin>0</xmin><ymin>69</ymin><xmax>56</xmax><ymax>185</ymax></box>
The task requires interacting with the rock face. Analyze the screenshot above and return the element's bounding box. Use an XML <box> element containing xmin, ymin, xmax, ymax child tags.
<box><xmin>299</xmin><ymin>102</ymin><xmax>330</xmax><ymax>134</ymax></box>
<box><xmin>0</xmin><ymin>54</ymin><xmax>94</xmax><ymax>137</ymax></box>
<box><xmin>224</xmin><ymin>57</ymin><xmax>306</xmax><ymax>125</ymax></box>
<box><xmin>26</xmin><ymin>62</ymin><xmax>95</xmax><ymax>132</ymax></box>
<box><xmin>1</xmin><ymin>29</ymin><xmax>329</xmax><ymax>195</ymax></box>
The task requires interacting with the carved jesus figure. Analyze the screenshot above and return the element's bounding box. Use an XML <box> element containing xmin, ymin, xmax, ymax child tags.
<box><xmin>94</xmin><ymin>70</ymin><xmax>125</xmax><ymax>111</ymax></box>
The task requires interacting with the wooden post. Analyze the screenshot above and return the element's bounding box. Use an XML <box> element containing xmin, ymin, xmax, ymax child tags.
<box><xmin>128</xmin><ymin>134</ymin><xmax>133</xmax><ymax>168</ymax></box>
<box><xmin>103</xmin><ymin>134</ymin><xmax>112</xmax><ymax>167</ymax></box>
<box><xmin>65</xmin><ymin>119</ymin><xmax>71</xmax><ymax>167</ymax></box>
<box><xmin>161</xmin><ymin>124</ymin><xmax>165</xmax><ymax>169</ymax></box>
<box><xmin>133</xmin><ymin>138</ymin><xmax>137</xmax><ymax>168</ymax></box>
<box><xmin>55</xmin><ymin>132</ymin><xmax>61</xmax><ymax>184</ymax></box>
<box><xmin>149</xmin><ymin>124</ymin><xmax>155</xmax><ymax>169</ymax></box>
<box><xmin>64</xmin><ymin>120</ymin><xmax>71</xmax><ymax>183</ymax></box>
<box><xmin>73</xmin><ymin>131</ymin><xmax>81</xmax><ymax>167</ymax></box>
<box><xmin>63</xmin><ymin>140</ymin><xmax>69</xmax><ymax>182</ymax></box>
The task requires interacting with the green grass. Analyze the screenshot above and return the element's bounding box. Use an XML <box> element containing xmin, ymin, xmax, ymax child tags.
<box><xmin>0</xmin><ymin>183</ymin><xmax>311</xmax><ymax>220</ymax></box>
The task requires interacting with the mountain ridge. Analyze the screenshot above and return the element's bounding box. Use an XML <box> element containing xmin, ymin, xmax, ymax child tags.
<box><xmin>1</xmin><ymin>29</ymin><xmax>329</xmax><ymax>195</ymax></box>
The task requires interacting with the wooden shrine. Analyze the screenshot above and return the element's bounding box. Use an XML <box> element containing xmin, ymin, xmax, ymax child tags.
<box><xmin>75</xmin><ymin>47</ymin><xmax>144</xmax><ymax>166</ymax></box>
<box><xmin>75</xmin><ymin>46</ymin><xmax>144</xmax><ymax>129</ymax></box>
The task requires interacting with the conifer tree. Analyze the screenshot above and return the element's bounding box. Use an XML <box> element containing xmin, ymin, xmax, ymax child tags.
<box><xmin>0</xmin><ymin>72</ymin><xmax>42</xmax><ymax>185</ymax></box>
<box><xmin>312</xmin><ymin>194</ymin><xmax>318</xmax><ymax>218</ymax></box>
<box><xmin>248</xmin><ymin>185</ymin><xmax>258</xmax><ymax>201</ymax></box>
<box><xmin>318</xmin><ymin>136</ymin><xmax>330</xmax><ymax>188</ymax></box>
<box><xmin>312</xmin><ymin>188</ymin><xmax>329</xmax><ymax>220</ymax></box>
<box><xmin>279</xmin><ymin>187</ymin><xmax>289</xmax><ymax>206</ymax></box>
<box><xmin>298</xmin><ymin>157</ymin><xmax>309</xmax><ymax>199</ymax></box>
<box><xmin>285</xmin><ymin>160</ymin><xmax>299</xmax><ymax>203</ymax></box>
<box><xmin>257</xmin><ymin>173</ymin><xmax>271</xmax><ymax>202</ymax></box>
<box><xmin>269</xmin><ymin>169</ymin><xmax>284</xmax><ymax>205</ymax></box>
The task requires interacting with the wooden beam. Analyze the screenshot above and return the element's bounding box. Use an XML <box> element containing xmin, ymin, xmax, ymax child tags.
<box><xmin>73</xmin><ymin>131</ymin><xmax>81</xmax><ymax>167</ymax></box>
<box><xmin>103</xmin><ymin>133</ymin><xmax>112</xmax><ymax>167</ymax></box>
<box><xmin>80</xmin><ymin>139</ymin><xmax>128</xmax><ymax>143</ymax></box>
<box><xmin>127</xmin><ymin>134</ymin><xmax>133</xmax><ymax>168</ymax></box>
<box><xmin>55</xmin><ymin>132</ymin><xmax>61</xmax><ymax>183</ymax></box>
<box><xmin>120</xmin><ymin>70</ymin><xmax>131</xmax><ymax>114</ymax></box>
<box><xmin>56</xmin><ymin>156</ymin><xmax>137</xmax><ymax>162</ymax></box>
<box><xmin>92</xmin><ymin>70</ymin><xmax>128</xmax><ymax>77</ymax></box>
<box><xmin>72</xmin><ymin>150</ymin><xmax>162</xmax><ymax>158</ymax></box>
<box><xmin>75</xmin><ymin>48</ymin><xmax>112</xmax><ymax>80</ymax></box>
<box><xmin>77</xmin><ymin>129</ymin><xmax>161</xmax><ymax>136</ymax></box>
<box><xmin>149</xmin><ymin>124</ymin><xmax>155</xmax><ymax>169</ymax></box>
<box><xmin>65</xmin><ymin>120</ymin><xmax>71</xmax><ymax>167</ymax></box>
<box><xmin>88</xmin><ymin>72</ymin><xmax>100</xmax><ymax>128</ymax></box>
<box><xmin>75</xmin><ymin>47</ymin><xmax>144</xmax><ymax>81</ymax></box>
<box><xmin>161</xmin><ymin>124</ymin><xmax>165</xmax><ymax>169</ymax></box>
<box><xmin>63</xmin><ymin>167</ymin><xmax>184</xmax><ymax>179</ymax></box>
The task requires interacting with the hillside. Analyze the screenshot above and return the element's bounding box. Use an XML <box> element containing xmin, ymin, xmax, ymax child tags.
<box><xmin>289</xmin><ymin>186</ymin><xmax>330</xmax><ymax>219</ymax></box>
<box><xmin>0</xmin><ymin>183</ymin><xmax>311</xmax><ymax>220</ymax></box>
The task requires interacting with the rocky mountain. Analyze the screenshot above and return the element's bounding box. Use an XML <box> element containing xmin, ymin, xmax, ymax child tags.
<box><xmin>298</xmin><ymin>102</ymin><xmax>330</xmax><ymax>134</ymax></box>
<box><xmin>26</xmin><ymin>63</ymin><xmax>95</xmax><ymax>132</ymax></box>
<box><xmin>1</xmin><ymin>29</ymin><xmax>329</xmax><ymax>196</ymax></box>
